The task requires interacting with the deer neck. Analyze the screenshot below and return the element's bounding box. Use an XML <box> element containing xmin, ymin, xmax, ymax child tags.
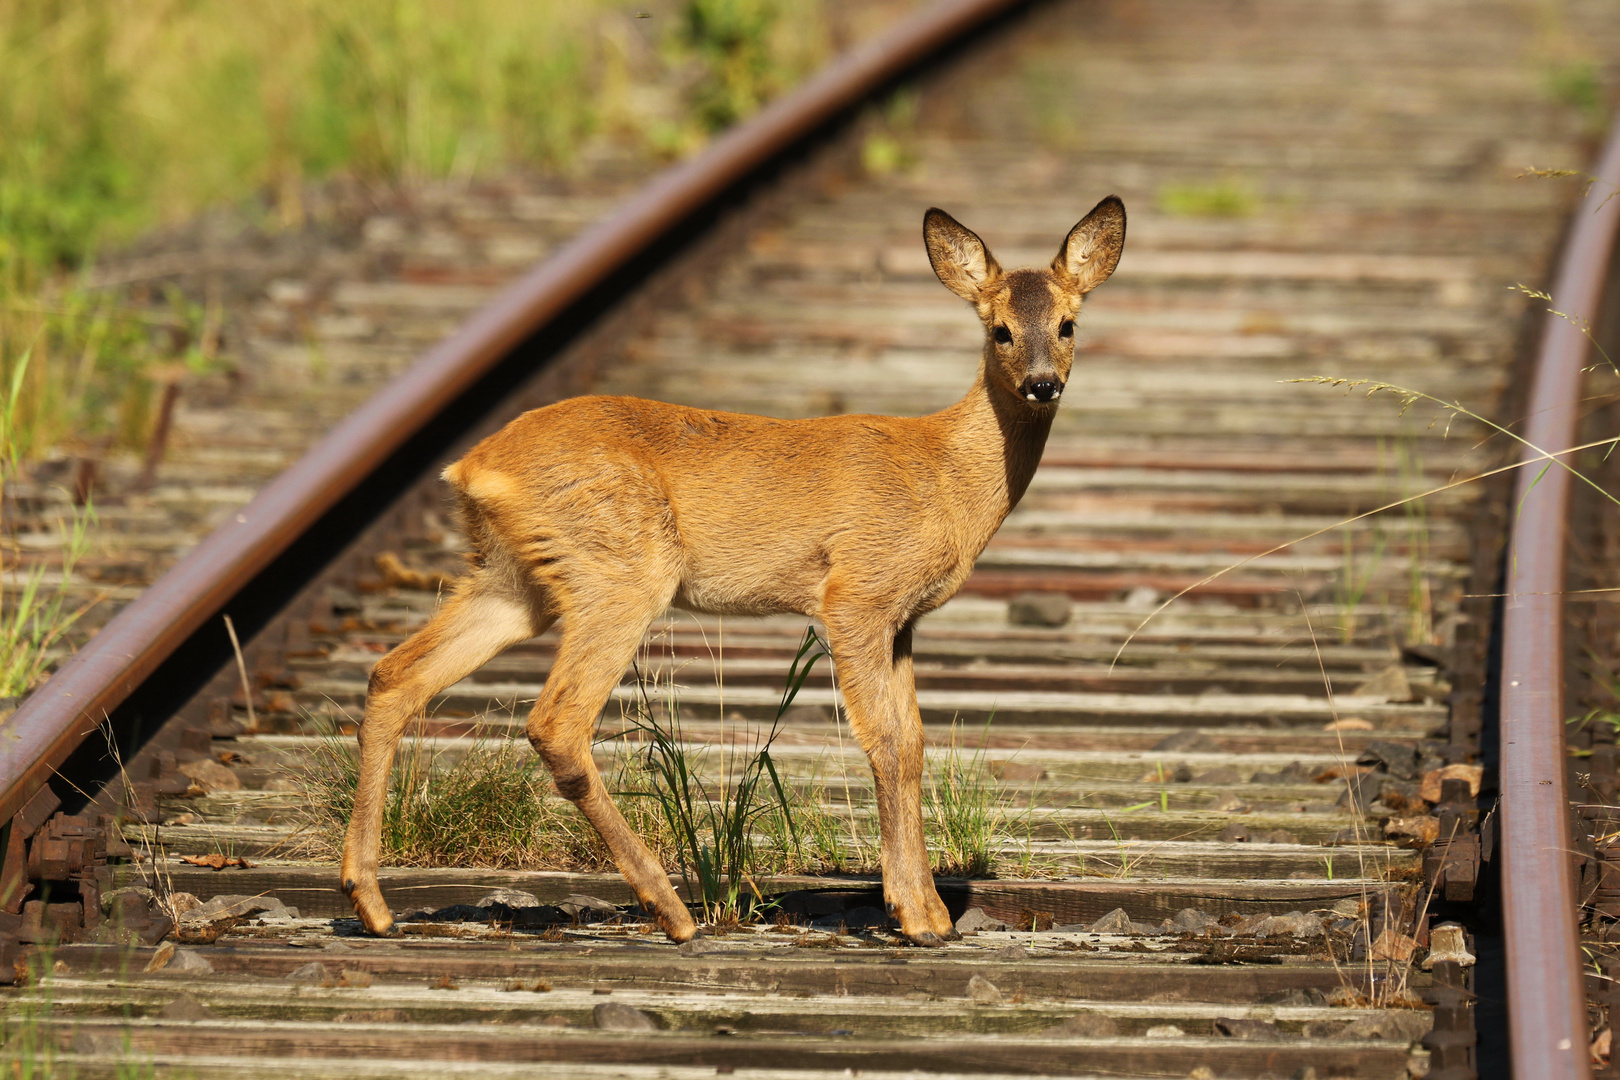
<box><xmin>937</xmin><ymin>368</ymin><xmax>1053</xmax><ymax>547</ymax></box>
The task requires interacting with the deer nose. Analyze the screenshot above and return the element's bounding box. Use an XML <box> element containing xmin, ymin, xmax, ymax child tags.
<box><xmin>1021</xmin><ymin>378</ymin><xmax>1063</xmax><ymax>403</ymax></box>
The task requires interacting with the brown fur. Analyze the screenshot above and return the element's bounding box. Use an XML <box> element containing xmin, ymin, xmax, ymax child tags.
<box><xmin>341</xmin><ymin>197</ymin><xmax>1127</xmax><ymax>944</ymax></box>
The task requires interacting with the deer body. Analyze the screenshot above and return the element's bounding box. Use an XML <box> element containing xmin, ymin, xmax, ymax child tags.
<box><xmin>342</xmin><ymin>198</ymin><xmax>1126</xmax><ymax>945</ymax></box>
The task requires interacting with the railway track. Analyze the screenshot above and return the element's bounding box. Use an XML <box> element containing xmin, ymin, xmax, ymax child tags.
<box><xmin>4</xmin><ymin>0</ymin><xmax>1620</xmax><ymax>1076</ymax></box>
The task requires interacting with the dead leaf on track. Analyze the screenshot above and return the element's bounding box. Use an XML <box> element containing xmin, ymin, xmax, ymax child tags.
<box><xmin>179</xmin><ymin>854</ymin><xmax>254</xmax><ymax>870</ymax></box>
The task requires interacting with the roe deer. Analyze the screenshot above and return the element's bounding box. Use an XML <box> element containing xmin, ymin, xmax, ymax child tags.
<box><xmin>341</xmin><ymin>196</ymin><xmax>1126</xmax><ymax>945</ymax></box>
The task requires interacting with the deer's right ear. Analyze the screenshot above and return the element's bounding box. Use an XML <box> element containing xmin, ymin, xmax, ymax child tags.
<box><xmin>924</xmin><ymin>208</ymin><xmax>1001</xmax><ymax>302</ymax></box>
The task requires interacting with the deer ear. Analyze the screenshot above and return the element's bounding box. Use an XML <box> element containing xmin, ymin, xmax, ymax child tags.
<box><xmin>924</xmin><ymin>208</ymin><xmax>1001</xmax><ymax>302</ymax></box>
<box><xmin>1053</xmin><ymin>195</ymin><xmax>1126</xmax><ymax>294</ymax></box>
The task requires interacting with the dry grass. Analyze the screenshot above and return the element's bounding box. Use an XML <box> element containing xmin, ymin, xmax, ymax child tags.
<box><xmin>297</xmin><ymin>729</ymin><xmax>616</xmax><ymax>871</ymax></box>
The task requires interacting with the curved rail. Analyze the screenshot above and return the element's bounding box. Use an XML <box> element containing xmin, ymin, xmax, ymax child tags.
<box><xmin>0</xmin><ymin>0</ymin><xmax>1026</xmax><ymax>823</ymax></box>
<box><xmin>1499</xmin><ymin>116</ymin><xmax>1620</xmax><ymax>1078</ymax></box>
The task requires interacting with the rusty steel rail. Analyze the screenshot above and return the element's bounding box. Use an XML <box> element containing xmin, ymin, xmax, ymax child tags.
<box><xmin>0</xmin><ymin>0</ymin><xmax>1027</xmax><ymax>824</ymax></box>
<box><xmin>1499</xmin><ymin>117</ymin><xmax>1620</xmax><ymax>1078</ymax></box>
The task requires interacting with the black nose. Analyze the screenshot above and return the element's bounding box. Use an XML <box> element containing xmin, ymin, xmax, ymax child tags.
<box><xmin>1021</xmin><ymin>378</ymin><xmax>1063</xmax><ymax>403</ymax></box>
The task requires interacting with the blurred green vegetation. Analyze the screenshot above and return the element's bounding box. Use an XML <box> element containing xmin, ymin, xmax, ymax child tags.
<box><xmin>1157</xmin><ymin>177</ymin><xmax>1258</xmax><ymax>219</ymax></box>
<box><xmin>0</xmin><ymin>0</ymin><xmax>833</xmax><ymax>459</ymax></box>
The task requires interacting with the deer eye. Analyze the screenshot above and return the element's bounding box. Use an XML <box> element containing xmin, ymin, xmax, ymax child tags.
<box><xmin>993</xmin><ymin>325</ymin><xmax>1013</xmax><ymax>344</ymax></box>
<box><xmin>1058</xmin><ymin>319</ymin><xmax>1074</xmax><ymax>338</ymax></box>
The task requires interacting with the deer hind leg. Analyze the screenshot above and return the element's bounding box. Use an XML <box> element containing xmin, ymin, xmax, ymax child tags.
<box><xmin>526</xmin><ymin>594</ymin><xmax>696</xmax><ymax>943</ymax></box>
<box><xmin>825</xmin><ymin>616</ymin><xmax>957</xmax><ymax>946</ymax></box>
<box><xmin>341</xmin><ymin>576</ymin><xmax>549</xmax><ymax>935</ymax></box>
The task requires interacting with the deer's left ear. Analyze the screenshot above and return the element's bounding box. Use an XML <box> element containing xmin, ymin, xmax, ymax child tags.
<box><xmin>1053</xmin><ymin>195</ymin><xmax>1126</xmax><ymax>294</ymax></box>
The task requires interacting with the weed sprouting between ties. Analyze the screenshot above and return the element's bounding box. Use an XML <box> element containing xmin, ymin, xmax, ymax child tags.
<box><xmin>619</xmin><ymin>624</ymin><xmax>826</xmax><ymax>923</ymax></box>
<box><xmin>0</xmin><ymin>348</ymin><xmax>94</xmax><ymax>704</ymax></box>
<box><xmin>923</xmin><ymin>722</ymin><xmax>1003</xmax><ymax>878</ymax></box>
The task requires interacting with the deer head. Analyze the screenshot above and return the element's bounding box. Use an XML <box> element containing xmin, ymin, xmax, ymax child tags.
<box><xmin>923</xmin><ymin>195</ymin><xmax>1126</xmax><ymax>405</ymax></box>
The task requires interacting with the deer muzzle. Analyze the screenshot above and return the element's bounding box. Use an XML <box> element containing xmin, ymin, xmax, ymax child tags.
<box><xmin>1020</xmin><ymin>376</ymin><xmax>1064</xmax><ymax>403</ymax></box>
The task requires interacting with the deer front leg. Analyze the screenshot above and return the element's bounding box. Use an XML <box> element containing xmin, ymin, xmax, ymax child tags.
<box><xmin>342</xmin><ymin>585</ymin><xmax>544</xmax><ymax>934</ymax></box>
<box><xmin>826</xmin><ymin>618</ymin><xmax>957</xmax><ymax>945</ymax></box>
<box><xmin>527</xmin><ymin>612</ymin><xmax>698</xmax><ymax>943</ymax></box>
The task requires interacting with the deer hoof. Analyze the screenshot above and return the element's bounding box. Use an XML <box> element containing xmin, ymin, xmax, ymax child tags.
<box><xmin>658</xmin><ymin>906</ymin><xmax>699</xmax><ymax>944</ymax></box>
<box><xmin>346</xmin><ymin>883</ymin><xmax>396</xmax><ymax>936</ymax></box>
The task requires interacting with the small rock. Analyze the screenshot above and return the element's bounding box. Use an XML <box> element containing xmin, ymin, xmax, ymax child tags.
<box><xmin>1193</xmin><ymin>766</ymin><xmax>1243</xmax><ymax>785</ymax></box>
<box><xmin>1276</xmin><ymin>761</ymin><xmax>1320</xmax><ymax>784</ymax></box>
<box><xmin>101</xmin><ymin>886</ymin><xmax>155</xmax><ymax>917</ymax></box>
<box><xmin>1008</xmin><ymin>591</ymin><xmax>1072</xmax><ymax>627</ymax></box>
<box><xmin>1350</xmin><ymin>664</ymin><xmax>1413</xmax><ymax>703</ymax></box>
<box><xmin>1422</xmin><ymin>922</ymin><xmax>1475</xmax><ymax>969</ymax></box>
<box><xmin>559</xmin><ymin>894</ymin><xmax>620</xmax><ymax>921</ymax></box>
<box><xmin>338</xmin><ymin>969</ymin><xmax>373</xmax><ymax>988</ymax></box>
<box><xmin>164</xmin><ymin>949</ymin><xmax>213</xmax><ymax>974</ymax></box>
<box><xmin>1252</xmin><ymin>912</ymin><xmax>1324</xmax><ymax>939</ymax></box>
<box><xmin>1218</xmin><ymin>823</ymin><xmax>1249</xmax><ymax>843</ymax></box>
<box><xmin>593</xmin><ymin>1002</ymin><xmax>659</xmax><ymax>1031</ymax></box>
<box><xmin>1165</xmin><ymin>908</ymin><xmax>1218</xmax><ymax>934</ymax></box>
<box><xmin>1088</xmin><ymin>908</ymin><xmax>1136</xmax><ymax>935</ymax></box>
<box><xmin>1340</xmin><ymin>1011</ymin><xmax>1431</xmax><ymax>1041</ymax></box>
<box><xmin>168</xmin><ymin>893</ymin><xmax>201</xmax><ymax>917</ymax></box>
<box><xmin>1211</xmin><ymin>793</ymin><xmax>1250</xmax><ymax>813</ymax></box>
<box><xmin>1145</xmin><ymin>1024</ymin><xmax>1185</xmax><ymax>1038</ymax></box>
<box><xmin>157</xmin><ymin>993</ymin><xmax>215</xmax><ymax>1021</ymax></box>
<box><xmin>1357</xmin><ymin>740</ymin><xmax>1421</xmax><ymax>780</ymax></box>
<box><xmin>1325</xmin><ymin>985</ymin><xmax>1364</xmax><ymax>1007</ymax></box>
<box><xmin>678</xmin><ymin>938</ymin><xmax>716</xmax><ymax>956</ymax></box>
<box><xmin>1042</xmin><ymin>1011</ymin><xmax>1118</xmax><ymax>1037</ymax></box>
<box><xmin>1225</xmin><ymin>913</ymin><xmax>1268</xmax><ymax>937</ymax></box>
<box><xmin>991</xmin><ymin>944</ymin><xmax>1028</xmax><ymax>961</ymax></box>
<box><xmin>1322</xmin><ymin>717</ymin><xmax>1374</xmax><ymax>731</ymax></box>
<box><xmin>176</xmin><ymin>759</ymin><xmax>241</xmax><ymax>792</ymax></box>
<box><xmin>1152</xmin><ymin>730</ymin><xmax>1219</xmax><ymax>753</ymax></box>
<box><xmin>1377</xmin><ymin>779</ymin><xmax>1425</xmax><ymax>813</ymax></box>
<box><xmin>1122</xmin><ymin>585</ymin><xmax>1161</xmax><ymax>609</ymax></box>
<box><xmin>1330</xmin><ymin>898</ymin><xmax>1362</xmax><ymax>918</ymax></box>
<box><xmin>286</xmin><ymin>961</ymin><xmax>331</xmax><ymax>986</ymax></box>
<box><xmin>1187</xmin><ymin>1068</ymin><xmax>1215</xmax><ymax>1080</ymax></box>
<box><xmin>966</xmin><ymin>974</ymin><xmax>1003</xmax><ymax>1003</ymax></box>
<box><xmin>1214</xmin><ymin>1016</ymin><xmax>1280</xmax><ymax>1039</ymax></box>
<box><xmin>183</xmin><ymin>895</ymin><xmax>294</xmax><ymax>924</ymax></box>
<box><xmin>1336</xmin><ymin>771</ymin><xmax>1385</xmax><ymax>812</ymax></box>
<box><xmin>955</xmin><ymin>907</ymin><xmax>1006</xmax><ymax>933</ymax></box>
<box><xmin>1419</xmin><ymin>764</ymin><xmax>1484</xmax><ymax>803</ymax></box>
<box><xmin>1255</xmin><ymin>829</ymin><xmax>1300</xmax><ymax>845</ymax></box>
<box><xmin>477</xmin><ymin>889</ymin><xmax>541</xmax><ymax>910</ymax></box>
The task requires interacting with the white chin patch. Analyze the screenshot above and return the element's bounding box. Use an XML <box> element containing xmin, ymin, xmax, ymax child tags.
<box><xmin>1025</xmin><ymin>393</ymin><xmax>1038</xmax><ymax>401</ymax></box>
